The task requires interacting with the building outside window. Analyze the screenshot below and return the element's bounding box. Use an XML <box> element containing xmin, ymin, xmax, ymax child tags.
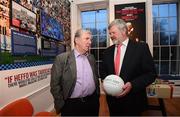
<box><xmin>153</xmin><ymin>3</ymin><xmax>180</xmax><ymax>78</ymax></box>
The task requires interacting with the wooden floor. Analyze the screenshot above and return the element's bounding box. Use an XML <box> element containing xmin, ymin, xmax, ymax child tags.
<box><xmin>53</xmin><ymin>94</ymin><xmax>180</xmax><ymax>116</ymax></box>
<box><xmin>99</xmin><ymin>94</ymin><xmax>180</xmax><ymax>116</ymax></box>
<box><xmin>145</xmin><ymin>98</ymin><xmax>180</xmax><ymax>116</ymax></box>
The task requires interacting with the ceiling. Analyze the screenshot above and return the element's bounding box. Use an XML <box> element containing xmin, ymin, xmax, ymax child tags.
<box><xmin>78</xmin><ymin>1</ymin><xmax>108</xmax><ymax>11</ymax></box>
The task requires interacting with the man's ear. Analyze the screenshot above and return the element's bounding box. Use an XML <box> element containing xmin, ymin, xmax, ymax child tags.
<box><xmin>74</xmin><ymin>37</ymin><xmax>79</xmax><ymax>45</ymax></box>
<box><xmin>74</xmin><ymin>38</ymin><xmax>77</xmax><ymax>43</ymax></box>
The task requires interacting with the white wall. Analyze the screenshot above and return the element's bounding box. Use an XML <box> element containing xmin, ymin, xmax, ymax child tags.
<box><xmin>27</xmin><ymin>86</ymin><xmax>54</xmax><ymax>114</ymax></box>
<box><xmin>70</xmin><ymin>1</ymin><xmax>81</xmax><ymax>49</ymax></box>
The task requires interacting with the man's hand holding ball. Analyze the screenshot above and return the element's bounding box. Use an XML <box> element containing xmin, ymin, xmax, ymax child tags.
<box><xmin>115</xmin><ymin>82</ymin><xmax>132</xmax><ymax>98</ymax></box>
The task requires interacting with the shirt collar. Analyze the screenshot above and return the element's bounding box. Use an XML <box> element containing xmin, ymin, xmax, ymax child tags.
<box><xmin>74</xmin><ymin>49</ymin><xmax>89</xmax><ymax>58</ymax></box>
<box><xmin>122</xmin><ymin>38</ymin><xmax>129</xmax><ymax>47</ymax></box>
<box><xmin>74</xmin><ymin>49</ymin><xmax>81</xmax><ymax>58</ymax></box>
<box><xmin>115</xmin><ymin>38</ymin><xmax>129</xmax><ymax>47</ymax></box>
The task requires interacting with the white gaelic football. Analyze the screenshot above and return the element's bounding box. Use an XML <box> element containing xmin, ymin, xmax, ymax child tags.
<box><xmin>103</xmin><ymin>75</ymin><xmax>124</xmax><ymax>96</ymax></box>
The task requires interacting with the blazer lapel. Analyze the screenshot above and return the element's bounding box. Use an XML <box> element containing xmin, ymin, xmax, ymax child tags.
<box><xmin>87</xmin><ymin>55</ymin><xmax>98</xmax><ymax>85</ymax></box>
<box><xmin>120</xmin><ymin>40</ymin><xmax>136</xmax><ymax>80</ymax></box>
<box><xmin>68</xmin><ymin>51</ymin><xmax>77</xmax><ymax>81</ymax></box>
<box><xmin>87</xmin><ymin>55</ymin><xmax>94</xmax><ymax>74</ymax></box>
<box><xmin>109</xmin><ymin>45</ymin><xmax>116</xmax><ymax>74</ymax></box>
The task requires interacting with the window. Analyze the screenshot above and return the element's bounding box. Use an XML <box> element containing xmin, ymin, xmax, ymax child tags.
<box><xmin>81</xmin><ymin>9</ymin><xmax>108</xmax><ymax>75</ymax></box>
<box><xmin>153</xmin><ymin>3</ymin><xmax>180</xmax><ymax>77</ymax></box>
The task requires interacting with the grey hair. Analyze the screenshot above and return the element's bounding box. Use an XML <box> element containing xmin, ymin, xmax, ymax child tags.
<box><xmin>74</xmin><ymin>29</ymin><xmax>92</xmax><ymax>44</ymax></box>
<box><xmin>108</xmin><ymin>19</ymin><xmax>128</xmax><ymax>34</ymax></box>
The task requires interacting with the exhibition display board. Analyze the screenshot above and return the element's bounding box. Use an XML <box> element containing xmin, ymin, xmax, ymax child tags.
<box><xmin>0</xmin><ymin>64</ymin><xmax>52</xmax><ymax>109</ymax></box>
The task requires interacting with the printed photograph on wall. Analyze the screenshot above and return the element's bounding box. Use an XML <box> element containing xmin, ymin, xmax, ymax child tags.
<box><xmin>0</xmin><ymin>0</ymin><xmax>69</xmax><ymax>70</ymax></box>
<box><xmin>115</xmin><ymin>2</ymin><xmax>146</xmax><ymax>42</ymax></box>
<box><xmin>0</xmin><ymin>0</ymin><xmax>11</xmax><ymax>36</ymax></box>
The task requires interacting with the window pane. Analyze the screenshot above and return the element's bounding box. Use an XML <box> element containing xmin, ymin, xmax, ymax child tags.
<box><xmin>171</xmin><ymin>46</ymin><xmax>178</xmax><ymax>60</ymax></box>
<box><xmin>170</xmin><ymin>32</ymin><xmax>177</xmax><ymax>45</ymax></box>
<box><xmin>153</xmin><ymin>5</ymin><xmax>158</xmax><ymax>17</ymax></box>
<box><xmin>169</xmin><ymin>4</ymin><xmax>177</xmax><ymax>17</ymax></box>
<box><xmin>159</xmin><ymin>4</ymin><xmax>168</xmax><ymax>17</ymax></box>
<box><xmin>153</xmin><ymin>47</ymin><xmax>159</xmax><ymax>60</ymax></box>
<box><xmin>154</xmin><ymin>61</ymin><xmax>160</xmax><ymax>74</ymax></box>
<box><xmin>90</xmin><ymin>49</ymin><xmax>98</xmax><ymax>60</ymax></box>
<box><xmin>160</xmin><ymin>61</ymin><xmax>169</xmax><ymax>74</ymax></box>
<box><xmin>169</xmin><ymin>17</ymin><xmax>177</xmax><ymax>31</ymax></box>
<box><xmin>82</xmin><ymin>23</ymin><xmax>97</xmax><ymax>35</ymax></box>
<box><xmin>160</xmin><ymin>18</ymin><xmax>168</xmax><ymax>31</ymax></box>
<box><xmin>97</xmin><ymin>61</ymin><xmax>102</xmax><ymax>75</ymax></box>
<box><xmin>99</xmin><ymin>49</ymin><xmax>106</xmax><ymax>61</ymax></box>
<box><xmin>96</xmin><ymin>10</ymin><xmax>107</xmax><ymax>22</ymax></box>
<box><xmin>161</xmin><ymin>47</ymin><xmax>169</xmax><ymax>60</ymax></box>
<box><xmin>81</xmin><ymin>11</ymin><xmax>95</xmax><ymax>23</ymax></box>
<box><xmin>153</xmin><ymin>32</ymin><xmax>159</xmax><ymax>45</ymax></box>
<box><xmin>160</xmin><ymin>32</ymin><xmax>169</xmax><ymax>45</ymax></box>
<box><xmin>178</xmin><ymin>46</ymin><xmax>180</xmax><ymax>60</ymax></box>
<box><xmin>153</xmin><ymin>18</ymin><xmax>159</xmax><ymax>32</ymax></box>
<box><xmin>91</xmin><ymin>35</ymin><xmax>98</xmax><ymax>48</ymax></box>
<box><xmin>99</xmin><ymin>35</ymin><xmax>107</xmax><ymax>47</ymax></box>
<box><xmin>171</xmin><ymin>61</ymin><xmax>179</xmax><ymax>74</ymax></box>
<box><xmin>97</xmin><ymin>23</ymin><xmax>107</xmax><ymax>35</ymax></box>
<box><xmin>179</xmin><ymin>61</ymin><xmax>180</xmax><ymax>74</ymax></box>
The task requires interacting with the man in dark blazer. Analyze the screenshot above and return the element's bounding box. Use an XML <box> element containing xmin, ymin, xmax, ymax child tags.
<box><xmin>50</xmin><ymin>29</ymin><xmax>100</xmax><ymax>116</ymax></box>
<box><xmin>100</xmin><ymin>19</ymin><xmax>157</xmax><ymax>116</ymax></box>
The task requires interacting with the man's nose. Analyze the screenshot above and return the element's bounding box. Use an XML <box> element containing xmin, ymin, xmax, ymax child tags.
<box><xmin>88</xmin><ymin>39</ymin><xmax>92</xmax><ymax>44</ymax></box>
<box><xmin>87</xmin><ymin>40</ymin><xmax>92</xmax><ymax>45</ymax></box>
<box><xmin>89</xmin><ymin>39</ymin><xmax>92</xmax><ymax>44</ymax></box>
